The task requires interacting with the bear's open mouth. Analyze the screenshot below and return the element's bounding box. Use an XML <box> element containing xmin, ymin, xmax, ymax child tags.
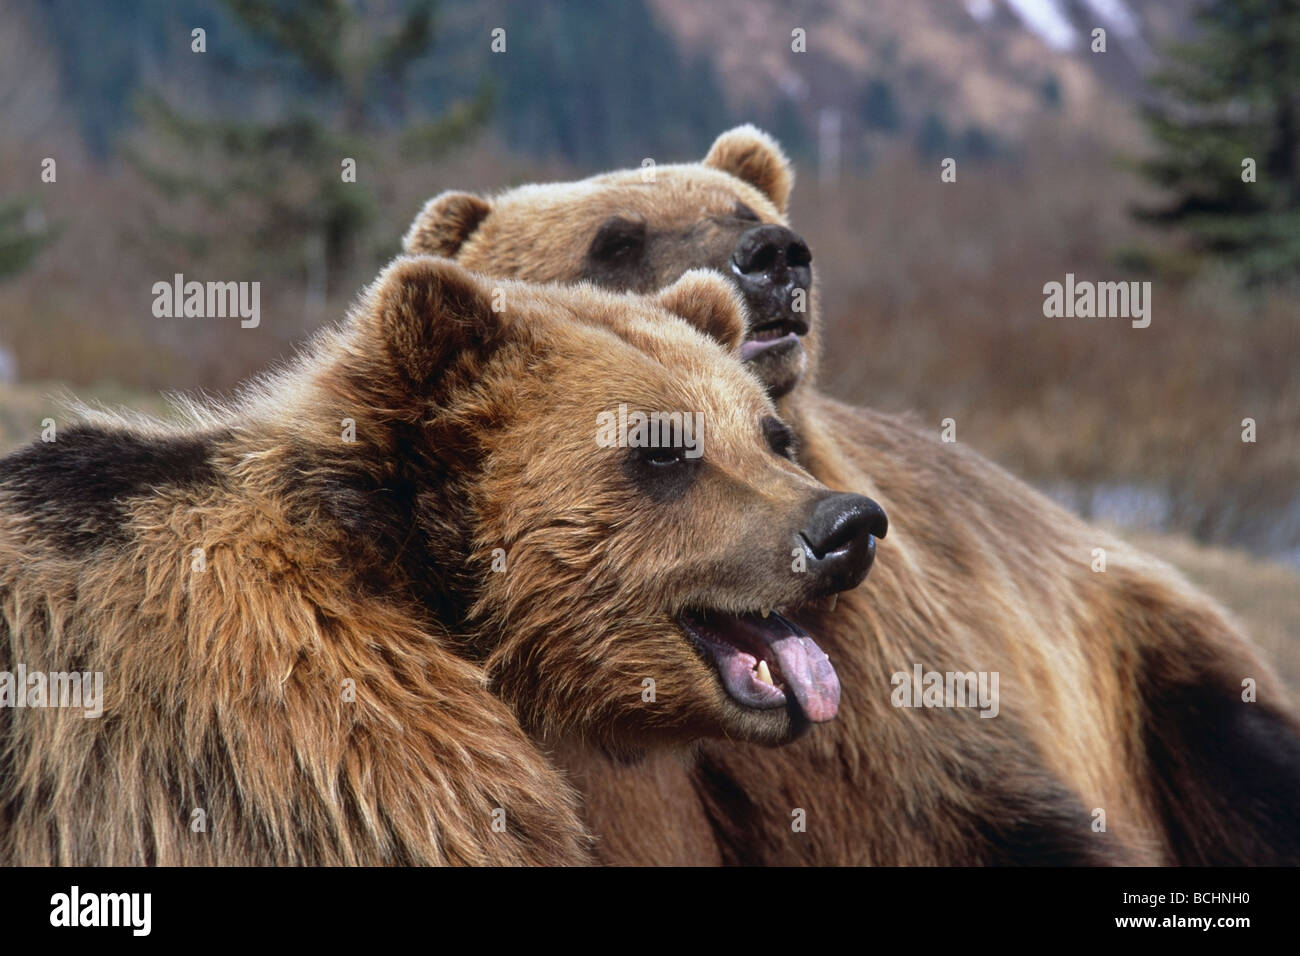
<box><xmin>739</xmin><ymin>317</ymin><xmax>808</xmax><ymax>363</ymax></box>
<box><xmin>678</xmin><ymin>608</ymin><xmax>839</xmax><ymax>722</ymax></box>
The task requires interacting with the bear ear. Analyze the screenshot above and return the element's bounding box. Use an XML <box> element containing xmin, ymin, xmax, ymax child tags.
<box><xmin>703</xmin><ymin>125</ymin><xmax>794</xmax><ymax>214</ymax></box>
<box><xmin>403</xmin><ymin>191</ymin><xmax>493</xmax><ymax>257</ymax></box>
<box><xmin>653</xmin><ymin>269</ymin><xmax>748</xmax><ymax>352</ymax></box>
<box><xmin>367</xmin><ymin>255</ymin><xmax>510</xmax><ymax>386</ymax></box>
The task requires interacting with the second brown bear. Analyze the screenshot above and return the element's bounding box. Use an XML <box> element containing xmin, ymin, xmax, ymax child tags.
<box><xmin>404</xmin><ymin>126</ymin><xmax>1300</xmax><ymax>865</ymax></box>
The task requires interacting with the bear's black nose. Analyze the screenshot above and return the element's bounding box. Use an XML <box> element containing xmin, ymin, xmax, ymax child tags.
<box><xmin>797</xmin><ymin>492</ymin><xmax>888</xmax><ymax>594</ymax></box>
<box><xmin>731</xmin><ymin>225</ymin><xmax>812</xmax><ymax>330</ymax></box>
<box><xmin>732</xmin><ymin>224</ymin><xmax>812</xmax><ymax>282</ymax></box>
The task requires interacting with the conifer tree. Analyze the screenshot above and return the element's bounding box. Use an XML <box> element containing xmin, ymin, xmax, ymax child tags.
<box><xmin>0</xmin><ymin>197</ymin><xmax>52</xmax><ymax>281</ymax></box>
<box><xmin>130</xmin><ymin>0</ymin><xmax>491</xmax><ymax>296</ymax></box>
<box><xmin>1135</xmin><ymin>0</ymin><xmax>1300</xmax><ymax>283</ymax></box>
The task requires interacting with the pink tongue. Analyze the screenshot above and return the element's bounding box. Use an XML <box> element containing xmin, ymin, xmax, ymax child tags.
<box><xmin>739</xmin><ymin>331</ymin><xmax>798</xmax><ymax>362</ymax></box>
<box><xmin>683</xmin><ymin>610</ymin><xmax>842</xmax><ymax>721</ymax></box>
<box><xmin>768</xmin><ymin>630</ymin><xmax>840</xmax><ymax>722</ymax></box>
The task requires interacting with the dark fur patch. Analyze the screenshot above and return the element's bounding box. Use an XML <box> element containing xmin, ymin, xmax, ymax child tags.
<box><xmin>690</xmin><ymin>750</ymin><xmax>766</xmax><ymax>865</ymax></box>
<box><xmin>580</xmin><ymin>218</ymin><xmax>752</xmax><ymax>296</ymax></box>
<box><xmin>1144</xmin><ymin>675</ymin><xmax>1300</xmax><ymax>865</ymax></box>
<box><xmin>971</xmin><ymin>776</ymin><xmax>1127</xmax><ymax>866</ymax></box>
<box><xmin>621</xmin><ymin>446</ymin><xmax>700</xmax><ymax>503</ymax></box>
<box><xmin>0</xmin><ymin>426</ymin><xmax>220</xmax><ymax>550</ymax></box>
<box><xmin>581</xmin><ymin>217</ymin><xmax>656</xmax><ymax>292</ymax></box>
<box><xmin>279</xmin><ymin>428</ymin><xmax>477</xmax><ymax>628</ymax></box>
<box><xmin>691</xmin><ymin>736</ymin><xmax>1129</xmax><ymax>865</ymax></box>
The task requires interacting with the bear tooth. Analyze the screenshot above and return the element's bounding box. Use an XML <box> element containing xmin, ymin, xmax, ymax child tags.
<box><xmin>760</xmin><ymin>606</ymin><xmax>771</xmax><ymax>619</ymax></box>
<box><xmin>829</xmin><ymin>594</ymin><xmax>838</xmax><ymax>612</ymax></box>
<box><xmin>756</xmin><ymin>660</ymin><xmax>774</xmax><ymax>685</ymax></box>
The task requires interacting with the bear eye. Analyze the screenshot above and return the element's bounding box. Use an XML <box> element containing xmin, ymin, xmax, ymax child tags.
<box><xmin>733</xmin><ymin>202</ymin><xmax>761</xmax><ymax>222</ymax></box>
<box><xmin>588</xmin><ymin>217</ymin><xmax>647</xmax><ymax>263</ymax></box>
<box><xmin>644</xmin><ymin>447</ymin><xmax>684</xmax><ymax>466</ymax></box>
<box><xmin>762</xmin><ymin>416</ymin><xmax>796</xmax><ymax>460</ymax></box>
<box><xmin>623</xmin><ymin>445</ymin><xmax>699</xmax><ymax>502</ymax></box>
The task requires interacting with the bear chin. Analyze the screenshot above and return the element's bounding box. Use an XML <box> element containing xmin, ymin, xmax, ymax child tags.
<box><xmin>712</xmin><ymin>704</ymin><xmax>807</xmax><ymax>748</ymax></box>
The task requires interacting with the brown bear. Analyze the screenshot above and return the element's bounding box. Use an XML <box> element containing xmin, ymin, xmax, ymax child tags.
<box><xmin>0</xmin><ymin>256</ymin><xmax>885</xmax><ymax>865</ymax></box>
<box><xmin>404</xmin><ymin>126</ymin><xmax>1300</xmax><ymax>865</ymax></box>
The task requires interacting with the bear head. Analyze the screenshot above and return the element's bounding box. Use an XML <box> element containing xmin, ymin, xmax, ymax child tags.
<box><xmin>338</xmin><ymin>257</ymin><xmax>884</xmax><ymax>754</ymax></box>
<box><xmin>402</xmin><ymin>125</ymin><xmax>817</xmax><ymax>411</ymax></box>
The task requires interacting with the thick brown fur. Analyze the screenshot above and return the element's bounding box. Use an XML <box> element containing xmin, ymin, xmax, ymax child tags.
<box><xmin>405</xmin><ymin>128</ymin><xmax>1300</xmax><ymax>865</ymax></box>
<box><xmin>0</xmin><ymin>257</ymin><xmax>848</xmax><ymax>865</ymax></box>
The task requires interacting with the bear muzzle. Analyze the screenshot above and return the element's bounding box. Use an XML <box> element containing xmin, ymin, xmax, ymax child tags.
<box><xmin>731</xmin><ymin>225</ymin><xmax>811</xmax><ymax>342</ymax></box>
<box><xmin>730</xmin><ymin>224</ymin><xmax>813</xmax><ymax>399</ymax></box>
<box><xmin>678</xmin><ymin>493</ymin><xmax>887</xmax><ymax>725</ymax></box>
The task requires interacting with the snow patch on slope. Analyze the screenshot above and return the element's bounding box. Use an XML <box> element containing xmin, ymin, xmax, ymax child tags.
<box><xmin>1082</xmin><ymin>0</ymin><xmax>1140</xmax><ymax>39</ymax></box>
<box><xmin>1005</xmin><ymin>0</ymin><xmax>1078</xmax><ymax>50</ymax></box>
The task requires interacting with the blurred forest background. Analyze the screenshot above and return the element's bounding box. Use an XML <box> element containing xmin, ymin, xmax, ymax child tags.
<box><xmin>0</xmin><ymin>0</ymin><xmax>1297</xmax><ymax>681</ymax></box>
